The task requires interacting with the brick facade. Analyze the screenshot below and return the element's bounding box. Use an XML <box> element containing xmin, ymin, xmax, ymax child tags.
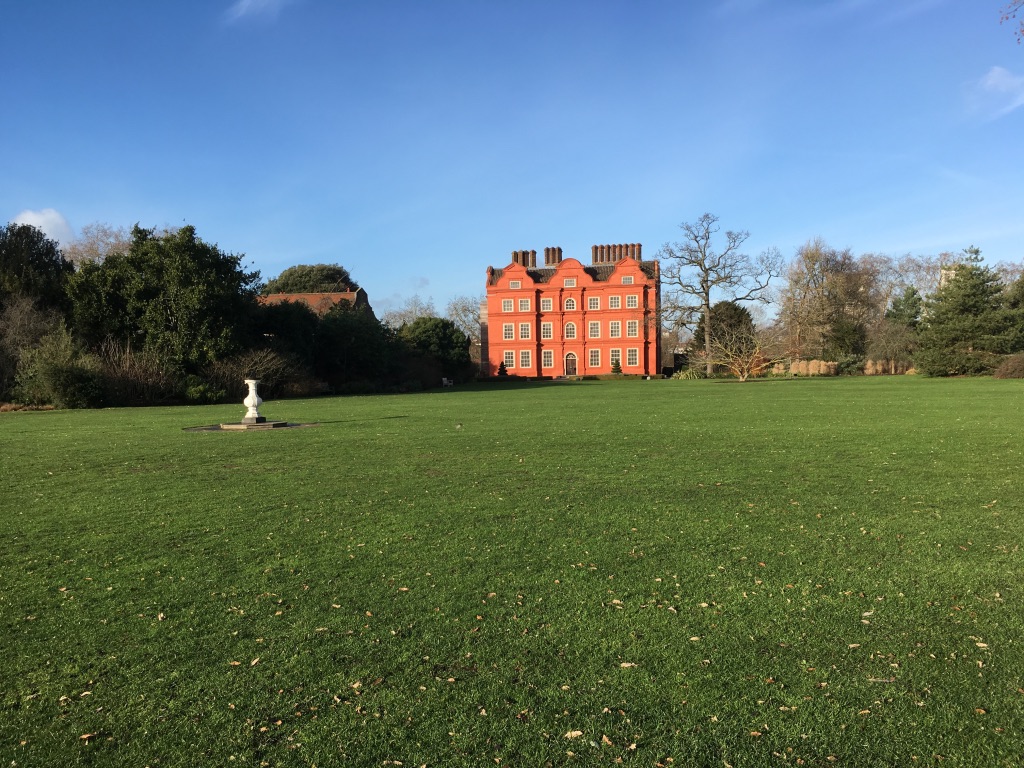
<box><xmin>482</xmin><ymin>244</ymin><xmax>660</xmax><ymax>377</ymax></box>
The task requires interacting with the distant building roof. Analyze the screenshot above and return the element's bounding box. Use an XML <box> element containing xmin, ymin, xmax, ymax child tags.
<box><xmin>258</xmin><ymin>288</ymin><xmax>372</xmax><ymax>316</ymax></box>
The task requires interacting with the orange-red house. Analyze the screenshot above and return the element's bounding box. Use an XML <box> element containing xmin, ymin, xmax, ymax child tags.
<box><xmin>482</xmin><ymin>244</ymin><xmax>660</xmax><ymax>377</ymax></box>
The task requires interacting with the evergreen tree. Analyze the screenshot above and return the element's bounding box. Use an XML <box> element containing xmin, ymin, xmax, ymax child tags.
<box><xmin>263</xmin><ymin>264</ymin><xmax>359</xmax><ymax>294</ymax></box>
<box><xmin>916</xmin><ymin>260</ymin><xmax>1022</xmax><ymax>375</ymax></box>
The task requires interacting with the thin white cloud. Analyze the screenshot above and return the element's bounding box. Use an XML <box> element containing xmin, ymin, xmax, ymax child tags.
<box><xmin>12</xmin><ymin>208</ymin><xmax>73</xmax><ymax>245</ymax></box>
<box><xmin>970</xmin><ymin>66</ymin><xmax>1024</xmax><ymax>120</ymax></box>
<box><xmin>224</xmin><ymin>0</ymin><xmax>294</xmax><ymax>23</ymax></box>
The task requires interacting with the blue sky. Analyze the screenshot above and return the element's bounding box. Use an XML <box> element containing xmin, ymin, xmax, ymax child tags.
<box><xmin>3</xmin><ymin>1</ymin><xmax>1023</xmax><ymax>315</ymax></box>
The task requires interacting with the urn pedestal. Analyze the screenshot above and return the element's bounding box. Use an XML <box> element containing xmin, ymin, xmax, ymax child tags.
<box><xmin>241</xmin><ymin>379</ymin><xmax>266</xmax><ymax>424</ymax></box>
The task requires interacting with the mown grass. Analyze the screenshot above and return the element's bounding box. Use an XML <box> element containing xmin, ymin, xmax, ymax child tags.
<box><xmin>1</xmin><ymin>377</ymin><xmax>1022</xmax><ymax>767</ymax></box>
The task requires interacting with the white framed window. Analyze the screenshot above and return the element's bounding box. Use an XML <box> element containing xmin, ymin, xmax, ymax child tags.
<box><xmin>626</xmin><ymin>294</ymin><xmax>639</xmax><ymax>309</ymax></box>
<box><xmin>564</xmin><ymin>298</ymin><xmax>576</xmax><ymax>311</ymax></box>
<box><xmin>502</xmin><ymin>323</ymin><xmax>514</xmax><ymax>340</ymax></box>
<box><xmin>609</xmin><ymin>320</ymin><xmax>621</xmax><ymax>338</ymax></box>
<box><xmin>504</xmin><ymin>350</ymin><xmax>515</xmax><ymax>368</ymax></box>
<box><xmin>564</xmin><ymin>278</ymin><xmax>576</xmax><ymax>288</ymax></box>
<box><xmin>510</xmin><ymin>280</ymin><xmax>522</xmax><ymax>289</ymax></box>
<box><xmin>519</xmin><ymin>323</ymin><xmax>531</xmax><ymax>340</ymax></box>
<box><xmin>589</xmin><ymin>349</ymin><xmax>600</xmax><ymax>367</ymax></box>
<box><xmin>626</xmin><ymin>320</ymin><xmax>639</xmax><ymax>338</ymax></box>
<box><xmin>541</xmin><ymin>322</ymin><xmax>553</xmax><ymax>339</ymax></box>
<box><xmin>520</xmin><ymin>350</ymin><xmax>531</xmax><ymax>369</ymax></box>
<box><xmin>565</xmin><ymin>322</ymin><xmax>577</xmax><ymax>340</ymax></box>
<box><xmin>518</xmin><ymin>298</ymin><xmax>530</xmax><ymax>312</ymax></box>
<box><xmin>588</xmin><ymin>296</ymin><xmax>600</xmax><ymax>310</ymax></box>
<box><xmin>610</xmin><ymin>348</ymin><xmax>621</xmax><ymax>366</ymax></box>
<box><xmin>622</xmin><ymin>276</ymin><xmax>634</xmax><ymax>285</ymax></box>
<box><xmin>608</xmin><ymin>296</ymin><xmax>621</xmax><ymax>309</ymax></box>
<box><xmin>502</xmin><ymin>299</ymin><xmax>513</xmax><ymax>313</ymax></box>
<box><xmin>540</xmin><ymin>297</ymin><xmax>553</xmax><ymax>312</ymax></box>
<box><xmin>627</xmin><ymin>348</ymin><xmax>639</xmax><ymax>367</ymax></box>
<box><xmin>542</xmin><ymin>350</ymin><xmax>554</xmax><ymax>368</ymax></box>
<box><xmin>588</xmin><ymin>321</ymin><xmax>600</xmax><ymax>338</ymax></box>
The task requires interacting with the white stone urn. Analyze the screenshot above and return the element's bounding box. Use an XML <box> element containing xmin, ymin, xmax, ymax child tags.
<box><xmin>242</xmin><ymin>379</ymin><xmax>265</xmax><ymax>424</ymax></box>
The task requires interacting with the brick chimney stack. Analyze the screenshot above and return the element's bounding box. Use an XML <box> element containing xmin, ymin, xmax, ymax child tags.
<box><xmin>545</xmin><ymin>246</ymin><xmax>563</xmax><ymax>266</ymax></box>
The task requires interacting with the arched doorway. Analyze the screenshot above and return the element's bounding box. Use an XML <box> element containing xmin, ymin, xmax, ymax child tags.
<box><xmin>565</xmin><ymin>352</ymin><xmax>577</xmax><ymax>376</ymax></box>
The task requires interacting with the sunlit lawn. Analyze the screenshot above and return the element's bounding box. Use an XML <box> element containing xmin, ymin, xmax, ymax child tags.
<box><xmin>1</xmin><ymin>376</ymin><xmax>1022</xmax><ymax>767</ymax></box>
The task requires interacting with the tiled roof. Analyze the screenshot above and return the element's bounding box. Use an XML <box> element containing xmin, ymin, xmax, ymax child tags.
<box><xmin>258</xmin><ymin>290</ymin><xmax>370</xmax><ymax>316</ymax></box>
<box><xmin>488</xmin><ymin>261</ymin><xmax>659</xmax><ymax>286</ymax></box>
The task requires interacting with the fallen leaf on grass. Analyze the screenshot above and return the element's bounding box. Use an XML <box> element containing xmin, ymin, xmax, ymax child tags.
<box><xmin>620</xmin><ymin>662</ymin><xmax>637</xmax><ymax>668</ymax></box>
<box><xmin>229</xmin><ymin>661</ymin><xmax>242</xmax><ymax>666</ymax></box>
<box><xmin>564</xmin><ymin>730</ymin><xmax>583</xmax><ymax>739</ymax></box>
<box><xmin>602</xmin><ymin>735</ymin><xmax>613</xmax><ymax>746</ymax></box>
<box><xmin>250</xmin><ymin>658</ymin><xmax>260</xmax><ymax>667</ymax></box>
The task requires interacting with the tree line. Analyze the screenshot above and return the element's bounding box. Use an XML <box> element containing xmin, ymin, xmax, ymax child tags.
<box><xmin>660</xmin><ymin>215</ymin><xmax>1024</xmax><ymax>380</ymax></box>
<box><xmin>0</xmin><ymin>222</ymin><xmax>474</xmax><ymax>408</ymax></box>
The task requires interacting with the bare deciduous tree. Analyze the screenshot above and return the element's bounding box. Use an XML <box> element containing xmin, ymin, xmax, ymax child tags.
<box><xmin>62</xmin><ymin>222</ymin><xmax>131</xmax><ymax>266</ymax></box>
<box><xmin>445</xmin><ymin>294</ymin><xmax>484</xmax><ymax>366</ymax></box>
<box><xmin>381</xmin><ymin>294</ymin><xmax>437</xmax><ymax>330</ymax></box>
<box><xmin>659</xmin><ymin>213</ymin><xmax>782</xmax><ymax>376</ymax></box>
<box><xmin>694</xmin><ymin>323</ymin><xmax>785</xmax><ymax>382</ymax></box>
<box><xmin>445</xmin><ymin>295</ymin><xmax>483</xmax><ymax>343</ymax></box>
<box><xmin>1003</xmin><ymin>1</ymin><xmax>1024</xmax><ymax>42</ymax></box>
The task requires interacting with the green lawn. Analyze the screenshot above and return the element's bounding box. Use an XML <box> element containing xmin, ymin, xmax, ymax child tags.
<box><xmin>2</xmin><ymin>377</ymin><xmax>1022</xmax><ymax>767</ymax></box>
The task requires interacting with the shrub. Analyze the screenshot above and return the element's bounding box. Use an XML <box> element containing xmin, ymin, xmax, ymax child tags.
<box><xmin>672</xmin><ymin>368</ymin><xmax>703</xmax><ymax>380</ymax></box>
<box><xmin>99</xmin><ymin>339</ymin><xmax>180</xmax><ymax>406</ymax></box>
<box><xmin>834</xmin><ymin>355</ymin><xmax>865</xmax><ymax>376</ymax></box>
<box><xmin>206</xmin><ymin>348</ymin><xmax>309</xmax><ymax>401</ymax></box>
<box><xmin>14</xmin><ymin>325</ymin><xmax>105</xmax><ymax>408</ymax></box>
<box><xmin>994</xmin><ymin>353</ymin><xmax>1024</xmax><ymax>379</ymax></box>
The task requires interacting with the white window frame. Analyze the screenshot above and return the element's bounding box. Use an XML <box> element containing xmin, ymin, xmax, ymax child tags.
<box><xmin>509</xmin><ymin>280</ymin><xmax>522</xmax><ymax>289</ymax></box>
<box><xmin>627</xmin><ymin>348</ymin><xmax>639</xmax><ymax>367</ymax></box>
<box><xmin>565</xmin><ymin>322</ymin><xmax>577</xmax><ymax>340</ymax></box>
<box><xmin>564</xmin><ymin>298</ymin><xmax>576</xmax><ymax>311</ymax></box>
<box><xmin>501</xmin><ymin>299</ymin><xmax>513</xmax><ymax>313</ymax></box>
<box><xmin>610</xmin><ymin>348</ymin><xmax>622</xmax><ymax>366</ymax></box>
<box><xmin>626</xmin><ymin>294</ymin><xmax>639</xmax><ymax>309</ymax></box>
<box><xmin>502</xmin><ymin>323</ymin><xmax>514</xmax><ymax>340</ymax></box>
<box><xmin>540</xmin><ymin>297</ymin><xmax>553</xmax><ymax>312</ymax></box>
<box><xmin>589</xmin><ymin>348</ymin><xmax>600</xmax><ymax>368</ymax></box>
<box><xmin>520</xmin><ymin>350</ymin><xmax>531</xmax><ymax>369</ymax></box>
<box><xmin>504</xmin><ymin>350</ymin><xmax>515</xmax><ymax>369</ymax></box>
<box><xmin>609</xmin><ymin>320</ymin><xmax>621</xmax><ymax>338</ymax></box>
<box><xmin>518</xmin><ymin>298</ymin><xmax>530</xmax><ymax>312</ymax></box>
<box><xmin>608</xmin><ymin>296</ymin><xmax>621</xmax><ymax>310</ymax></box>
<box><xmin>626</xmin><ymin>320</ymin><xmax>639</xmax><ymax>338</ymax></box>
<box><xmin>588</xmin><ymin>321</ymin><xmax>600</xmax><ymax>338</ymax></box>
<box><xmin>541</xmin><ymin>322</ymin><xmax>553</xmax><ymax>340</ymax></box>
<box><xmin>588</xmin><ymin>296</ymin><xmax>600</xmax><ymax>310</ymax></box>
<box><xmin>622</xmin><ymin>276</ymin><xmax>634</xmax><ymax>285</ymax></box>
<box><xmin>519</xmin><ymin>323</ymin><xmax>531</xmax><ymax>340</ymax></box>
<box><xmin>564</xmin><ymin>278</ymin><xmax>576</xmax><ymax>288</ymax></box>
<box><xmin>542</xmin><ymin>350</ymin><xmax>554</xmax><ymax>368</ymax></box>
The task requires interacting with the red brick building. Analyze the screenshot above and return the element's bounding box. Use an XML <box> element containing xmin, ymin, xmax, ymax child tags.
<box><xmin>482</xmin><ymin>244</ymin><xmax>660</xmax><ymax>377</ymax></box>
